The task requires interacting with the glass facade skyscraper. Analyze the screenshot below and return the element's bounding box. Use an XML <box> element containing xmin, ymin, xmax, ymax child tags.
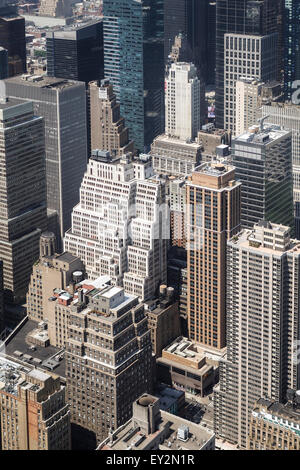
<box><xmin>103</xmin><ymin>0</ymin><xmax>164</xmax><ymax>152</ymax></box>
<box><xmin>284</xmin><ymin>0</ymin><xmax>300</xmax><ymax>100</ymax></box>
<box><xmin>215</xmin><ymin>0</ymin><xmax>283</xmax><ymax>129</ymax></box>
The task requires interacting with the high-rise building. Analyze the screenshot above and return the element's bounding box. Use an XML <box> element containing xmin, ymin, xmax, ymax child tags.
<box><xmin>26</xmin><ymin>232</ymin><xmax>85</xmax><ymax>323</ymax></box>
<box><xmin>0</xmin><ymin>1</ymin><xmax>26</xmax><ymax>77</ymax></box>
<box><xmin>46</xmin><ymin>20</ymin><xmax>104</xmax><ymax>84</ymax></box>
<box><xmin>214</xmin><ymin>222</ymin><xmax>300</xmax><ymax>448</ymax></box>
<box><xmin>259</xmin><ymin>103</ymin><xmax>300</xmax><ymax>238</ymax></box>
<box><xmin>0</xmin><ymin>47</ymin><xmax>8</xmax><ymax>79</ymax></box>
<box><xmin>5</xmin><ymin>75</ymin><xmax>88</xmax><ymax>248</ymax></box>
<box><xmin>186</xmin><ymin>162</ymin><xmax>241</xmax><ymax>349</ymax></box>
<box><xmin>65</xmin><ymin>283</ymin><xmax>153</xmax><ymax>449</ymax></box>
<box><xmin>64</xmin><ymin>151</ymin><xmax>168</xmax><ymax>301</ymax></box>
<box><xmin>248</xmin><ymin>394</ymin><xmax>300</xmax><ymax>450</ymax></box>
<box><xmin>215</xmin><ymin>0</ymin><xmax>283</xmax><ymax>129</ymax></box>
<box><xmin>224</xmin><ymin>32</ymin><xmax>277</xmax><ymax>134</ymax></box>
<box><xmin>0</xmin><ymin>355</ymin><xmax>71</xmax><ymax>450</ymax></box>
<box><xmin>103</xmin><ymin>0</ymin><xmax>164</xmax><ymax>152</ymax></box>
<box><xmin>284</xmin><ymin>0</ymin><xmax>300</xmax><ymax>100</ymax></box>
<box><xmin>235</xmin><ymin>78</ymin><xmax>265</xmax><ymax>137</ymax></box>
<box><xmin>89</xmin><ymin>79</ymin><xmax>134</xmax><ymax>157</ymax></box>
<box><xmin>165</xmin><ymin>62</ymin><xmax>204</xmax><ymax>141</ymax></box>
<box><xmin>0</xmin><ymin>96</ymin><xmax>47</xmax><ymax>304</ymax></box>
<box><xmin>163</xmin><ymin>0</ymin><xmax>213</xmax><ymax>84</ymax></box>
<box><xmin>232</xmin><ymin>124</ymin><xmax>294</xmax><ymax>232</ymax></box>
<box><xmin>0</xmin><ymin>260</ymin><xmax>3</xmax><ymax>332</ymax></box>
<box><xmin>39</xmin><ymin>0</ymin><xmax>73</xmax><ymax>18</ymax></box>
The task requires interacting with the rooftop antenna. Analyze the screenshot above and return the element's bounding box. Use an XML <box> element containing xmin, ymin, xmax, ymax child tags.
<box><xmin>258</xmin><ymin>115</ymin><xmax>270</xmax><ymax>132</ymax></box>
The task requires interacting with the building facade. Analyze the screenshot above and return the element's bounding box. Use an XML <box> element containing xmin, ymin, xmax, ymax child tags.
<box><xmin>232</xmin><ymin>124</ymin><xmax>294</xmax><ymax>232</ymax></box>
<box><xmin>5</xmin><ymin>75</ymin><xmax>88</xmax><ymax>248</ymax></box>
<box><xmin>224</xmin><ymin>32</ymin><xmax>277</xmax><ymax>134</ymax></box>
<box><xmin>0</xmin><ymin>2</ymin><xmax>26</xmax><ymax>77</ymax></box>
<box><xmin>26</xmin><ymin>232</ymin><xmax>85</xmax><ymax>324</ymax></box>
<box><xmin>65</xmin><ymin>284</ymin><xmax>153</xmax><ymax>448</ymax></box>
<box><xmin>165</xmin><ymin>62</ymin><xmax>204</xmax><ymax>141</ymax></box>
<box><xmin>284</xmin><ymin>0</ymin><xmax>300</xmax><ymax>100</ymax></box>
<box><xmin>215</xmin><ymin>0</ymin><xmax>283</xmax><ymax>129</ymax></box>
<box><xmin>248</xmin><ymin>394</ymin><xmax>300</xmax><ymax>450</ymax></box>
<box><xmin>0</xmin><ymin>356</ymin><xmax>70</xmax><ymax>450</ymax></box>
<box><xmin>0</xmin><ymin>97</ymin><xmax>47</xmax><ymax>303</ymax></box>
<box><xmin>186</xmin><ymin>162</ymin><xmax>241</xmax><ymax>349</ymax></box>
<box><xmin>89</xmin><ymin>79</ymin><xmax>134</xmax><ymax>157</ymax></box>
<box><xmin>214</xmin><ymin>222</ymin><xmax>300</xmax><ymax>448</ymax></box>
<box><xmin>46</xmin><ymin>20</ymin><xmax>104</xmax><ymax>84</ymax></box>
<box><xmin>103</xmin><ymin>0</ymin><xmax>164</xmax><ymax>152</ymax></box>
<box><xmin>260</xmin><ymin>103</ymin><xmax>300</xmax><ymax>238</ymax></box>
<box><xmin>64</xmin><ymin>151</ymin><xmax>168</xmax><ymax>301</ymax></box>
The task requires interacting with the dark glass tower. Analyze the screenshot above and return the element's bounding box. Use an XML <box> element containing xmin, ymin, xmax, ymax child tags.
<box><xmin>103</xmin><ymin>0</ymin><xmax>164</xmax><ymax>152</ymax></box>
<box><xmin>164</xmin><ymin>0</ymin><xmax>212</xmax><ymax>83</ymax></box>
<box><xmin>284</xmin><ymin>0</ymin><xmax>300</xmax><ymax>100</ymax></box>
<box><xmin>0</xmin><ymin>2</ymin><xmax>26</xmax><ymax>77</ymax></box>
<box><xmin>46</xmin><ymin>20</ymin><xmax>104</xmax><ymax>84</ymax></box>
<box><xmin>215</xmin><ymin>0</ymin><xmax>283</xmax><ymax>129</ymax></box>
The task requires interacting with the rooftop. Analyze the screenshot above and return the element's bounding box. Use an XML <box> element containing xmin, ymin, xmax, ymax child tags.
<box><xmin>235</xmin><ymin>124</ymin><xmax>291</xmax><ymax>145</ymax></box>
<box><xmin>5</xmin><ymin>74</ymin><xmax>84</xmax><ymax>89</ymax></box>
<box><xmin>4</xmin><ymin>319</ymin><xmax>66</xmax><ymax>378</ymax></box>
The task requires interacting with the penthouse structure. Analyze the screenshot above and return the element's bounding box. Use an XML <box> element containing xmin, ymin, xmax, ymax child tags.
<box><xmin>214</xmin><ymin>222</ymin><xmax>300</xmax><ymax>448</ymax></box>
<box><xmin>0</xmin><ymin>355</ymin><xmax>70</xmax><ymax>450</ymax></box>
<box><xmin>64</xmin><ymin>151</ymin><xmax>168</xmax><ymax>301</ymax></box>
<box><xmin>98</xmin><ymin>394</ymin><xmax>215</xmax><ymax>450</ymax></box>
<box><xmin>65</xmin><ymin>283</ymin><xmax>153</xmax><ymax>448</ymax></box>
<box><xmin>89</xmin><ymin>79</ymin><xmax>134</xmax><ymax>157</ymax></box>
<box><xmin>248</xmin><ymin>393</ymin><xmax>300</xmax><ymax>450</ymax></box>
<box><xmin>186</xmin><ymin>162</ymin><xmax>241</xmax><ymax>349</ymax></box>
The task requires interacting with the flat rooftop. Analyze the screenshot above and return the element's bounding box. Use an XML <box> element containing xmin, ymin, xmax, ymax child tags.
<box><xmin>152</xmin><ymin>134</ymin><xmax>201</xmax><ymax>149</ymax></box>
<box><xmin>5</xmin><ymin>319</ymin><xmax>66</xmax><ymax>379</ymax></box>
<box><xmin>254</xmin><ymin>398</ymin><xmax>300</xmax><ymax>423</ymax></box>
<box><xmin>235</xmin><ymin>125</ymin><xmax>290</xmax><ymax>144</ymax></box>
<box><xmin>5</xmin><ymin>74</ymin><xmax>84</xmax><ymax>89</ymax></box>
<box><xmin>100</xmin><ymin>409</ymin><xmax>214</xmax><ymax>451</ymax></box>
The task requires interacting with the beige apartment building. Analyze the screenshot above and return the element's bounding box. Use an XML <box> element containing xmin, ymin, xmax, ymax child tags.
<box><xmin>0</xmin><ymin>356</ymin><xmax>70</xmax><ymax>450</ymax></box>
<box><xmin>26</xmin><ymin>232</ymin><xmax>85</xmax><ymax>323</ymax></box>
<box><xmin>248</xmin><ymin>395</ymin><xmax>300</xmax><ymax>450</ymax></box>
<box><xmin>186</xmin><ymin>162</ymin><xmax>241</xmax><ymax>349</ymax></box>
<box><xmin>89</xmin><ymin>79</ymin><xmax>134</xmax><ymax>156</ymax></box>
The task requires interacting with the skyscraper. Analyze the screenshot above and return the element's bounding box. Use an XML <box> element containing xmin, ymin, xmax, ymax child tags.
<box><xmin>5</xmin><ymin>75</ymin><xmax>88</xmax><ymax>248</ymax></box>
<box><xmin>215</xmin><ymin>0</ymin><xmax>283</xmax><ymax>129</ymax></box>
<box><xmin>163</xmin><ymin>0</ymin><xmax>212</xmax><ymax>83</ymax></box>
<box><xmin>165</xmin><ymin>62</ymin><xmax>204</xmax><ymax>141</ymax></box>
<box><xmin>232</xmin><ymin>124</ymin><xmax>294</xmax><ymax>232</ymax></box>
<box><xmin>0</xmin><ymin>96</ymin><xmax>47</xmax><ymax>303</ymax></box>
<box><xmin>214</xmin><ymin>222</ymin><xmax>300</xmax><ymax>448</ymax></box>
<box><xmin>259</xmin><ymin>103</ymin><xmax>300</xmax><ymax>238</ymax></box>
<box><xmin>224</xmin><ymin>32</ymin><xmax>277</xmax><ymax>134</ymax></box>
<box><xmin>65</xmin><ymin>283</ymin><xmax>153</xmax><ymax>449</ymax></box>
<box><xmin>235</xmin><ymin>78</ymin><xmax>264</xmax><ymax>137</ymax></box>
<box><xmin>186</xmin><ymin>162</ymin><xmax>241</xmax><ymax>349</ymax></box>
<box><xmin>103</xmin><ymin>0</ymin><xmax>164</xmax><ymax>152</ymax></box>
<box><xmin>0</xmin><ymin>1</ymin><xmax>26</xmax><ymax>77</ymax></box>
<box><xmin>46</xmin><ymin>20</ymin><xmax>104</xmax><ymax>84</ymax></box>
<box><xmin>64</xmin><ymin>151</ymin><xmax>168</xmax><ymax>301</ymax></box>
<box><xmin>89</xmin><ymin>79</ymin><xmax>134</xmax><ymax>157</ymax></box>
<box><xmin>284</xmin><ymin>0</ymin><xmax>300</xmax><ymax>100</ymax></box>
